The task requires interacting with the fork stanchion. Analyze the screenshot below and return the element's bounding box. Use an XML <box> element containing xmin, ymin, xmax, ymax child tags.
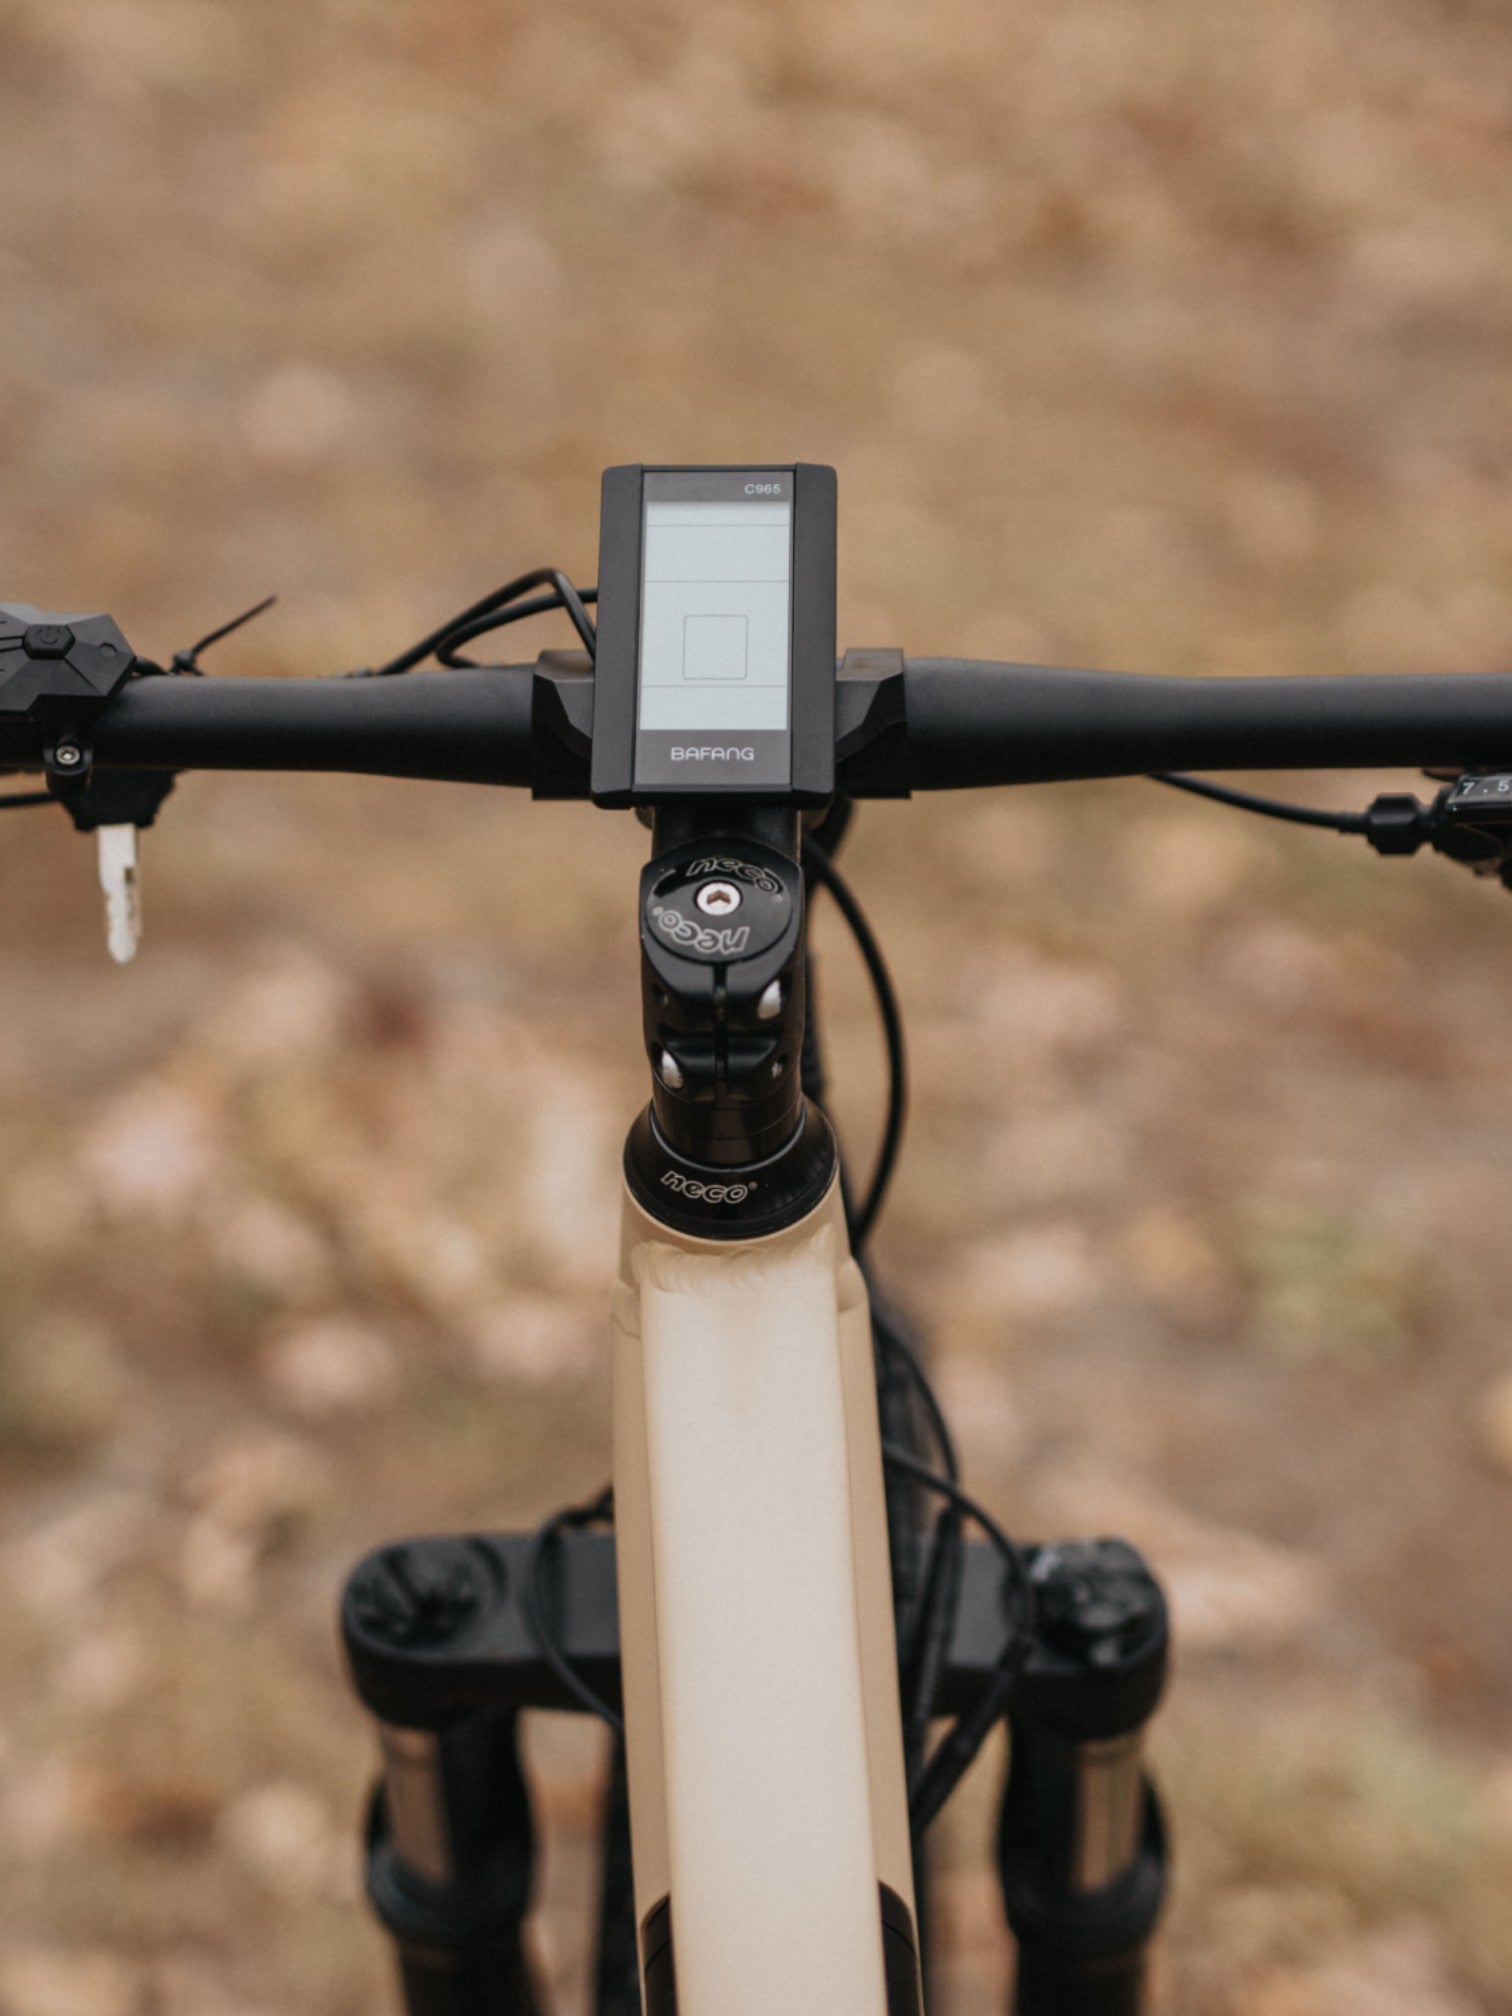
<box><xmin>362</xmin><ymin>1709</ymin><xmax>544</xmax><ymax>2016</ymax></box>
<box><xmin>342</xmin><ymin>1541</ymin><xmax>547</xmax><ymax>2016</ymax></box>
<box><xmin>996</xmin><ymin>1540</ymin><xmax>1170</xmax><ymax>2016</ymax></box>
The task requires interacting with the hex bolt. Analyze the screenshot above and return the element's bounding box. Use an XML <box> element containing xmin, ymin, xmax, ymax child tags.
<box><xmin>694</xmin><ymin>880</ymin><xmax>742</xmax><ymax>917</ymax></box>
<box><xmin>53</xmin><ymin>743</ymin><xmax>83</xmax><ymax>769</ymax></box>
<box><xmin>23</xmin><ymin>623</ymin><xmax>74</xmax><ymax>659</ymax></box>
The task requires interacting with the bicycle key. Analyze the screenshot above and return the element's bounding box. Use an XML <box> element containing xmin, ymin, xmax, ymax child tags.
<box><xmin>96</xmin><ymin>824</ymin><xmax>141</xmax><ymax>964</ymax></box>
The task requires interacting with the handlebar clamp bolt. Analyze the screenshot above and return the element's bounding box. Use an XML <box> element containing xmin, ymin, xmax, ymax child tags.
<box><xmin>23</xmin><ymin>623</ymin><xmax>74</xmax><ymax>659</ymax></box>
<box><xmin>694</xmin><ymin>880</ymin><xmax>742</xmax><ymax>917</ymax></box>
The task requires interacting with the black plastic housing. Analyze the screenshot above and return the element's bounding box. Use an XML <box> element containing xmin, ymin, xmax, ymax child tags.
<box><xmin>590</xmin><ymin>463</ymin><xmax>836</xmax><ymax>808</ymax></box>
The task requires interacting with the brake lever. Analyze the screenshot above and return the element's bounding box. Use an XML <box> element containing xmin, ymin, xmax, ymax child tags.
<box><xmin>0</xmin><ymin>606</ymin><xmax>184</xmax><ymax>960</ymax></box>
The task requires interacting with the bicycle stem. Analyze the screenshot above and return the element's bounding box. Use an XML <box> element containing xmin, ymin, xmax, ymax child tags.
<box><xmin>625</xmin><ymin>805</ymin><xmax>838</xmax><ymax>1239</ymax></box>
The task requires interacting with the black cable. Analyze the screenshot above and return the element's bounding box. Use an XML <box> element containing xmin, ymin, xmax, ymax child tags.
<box><xmin>881</xmin><ymin>1443</ymin><xmax>1035</xmax><ymax>1835</ymax></box>
<box><xmin>869</xmin><ymin>1288</ymin><xmax>957</xmax><ymax>1484</ymax></box>
<box><xmin>863</xmin><ymin>1270</ymin><xmax>968</xmax><ymax>1772</ymax></box>
<box><xmin>801</xmin><ymin>829</ymin><xmax>959</xmax><ymax>1749</ymax></box>
<box><xmin>437</xmin><ymin>587</ymin><xmax>599</xmax><ymax>666</ymax></box>
<box><xmin>881</xmin><ymin>1446</ymin><xmax>1029</xmax><ymax>1640</ymax></box>
<box><xmin>802</xmin><ymin>838</ymin><xmax>906</xmax><ymax>1248</ymax></box>
<box><xmin>910</xmin><ymin>1637</ymin><xmax>1022</xmax><ymax>1835</ymax></box>
<box><xmin>901</xmin><ymin>1501</ymin><xmax>964</xmax><ymax>1768</ymax></box>
<box><xmin>548</xmin><ymin>571</ymin><xmax>598</xmax><ymax>656</ymax></box>
<box><xmin>523</xmin><ymin>1485</ymin><xmax>623</xmax><ymax>1734</ymax></box>
<box><xmin>889</xmin><ymin>1408</ymin><xmax>965</xmax><ymax>1748</ymax></box>
<box><xmin>804</xmin><ymin>882</ymin><xmax>953</xmax><ymax>1770</ymax></box>
<box><xmin>0</xmin><ymin>791</ymin><xmax>54</xmax><ymax>811</ymax></box>
<box><xmin>1151</xmin><ymin>771</ymin><xmax>1368</xmax><ymax>832</ymax></box>
<box><xmin>363</xmin><ymin>569</ymin><xmax>596</xmax><ymax>678</ymax></box>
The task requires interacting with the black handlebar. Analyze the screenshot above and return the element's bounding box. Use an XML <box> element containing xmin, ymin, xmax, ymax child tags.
<box><xmin>0</xmin><ymin>665</ymin><xmax>538</xmax><ymax>787</ymax></box>
<box><xmin>4</xmin><ymin>653</ymin><xmax>1512</xmax><ymax>795</ymax></box>
<box><xmin>902</xmin><ymin>659</ymin><xmax>1512</xmax><ymax>788</ymax></box>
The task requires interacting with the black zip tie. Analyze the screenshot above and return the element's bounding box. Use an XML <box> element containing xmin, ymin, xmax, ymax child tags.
<box><xmin>172</xmin><ymin>594</ymin><xmax>277</xmax><ymax>674</ymax></box>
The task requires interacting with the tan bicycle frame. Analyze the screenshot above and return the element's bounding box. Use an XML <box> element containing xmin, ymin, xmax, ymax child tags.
<box><xmin>611</xmin><ymin>1173</ymin><xmax>919</xmax><ymax>2016</ymax></box>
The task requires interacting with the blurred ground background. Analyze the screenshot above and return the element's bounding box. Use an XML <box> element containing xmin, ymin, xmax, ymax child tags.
<box><xmin>3</xmin><ymin>0</ymin><xmax>1512</xmax><ymax>2011</ymax></box>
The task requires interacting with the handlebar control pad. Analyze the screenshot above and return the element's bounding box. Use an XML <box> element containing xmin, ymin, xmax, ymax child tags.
<box><xmin>0</xmin><ymin>605</ymin><xmax>136</xmax><ymax>717</ymax></box>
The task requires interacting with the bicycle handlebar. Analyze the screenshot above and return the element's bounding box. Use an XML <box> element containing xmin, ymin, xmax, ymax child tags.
<box><xmin>5</xmin><ymin>652</ymin><xmax>1512</xmax><ymax>794</ymax></box>
<box><xmin>901</xmin><ymin>659</ymin><xmax>1512</xmax><ymax>787</ymax></box>
<box><xmin>0</xmin><ymin>666</ymin><xmax>539</xmax><ymax>787</ymax></box>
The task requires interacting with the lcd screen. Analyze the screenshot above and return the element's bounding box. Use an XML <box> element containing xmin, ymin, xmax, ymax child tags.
<box><xmin>638</xmin><ymin>495</ymin><xmax>792</xmax><ymax>734</ymax></box>
<box><xmin>630</xmin><ymin>469</ymin><xmax>796</xmax><ymax>790</ymax></box>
